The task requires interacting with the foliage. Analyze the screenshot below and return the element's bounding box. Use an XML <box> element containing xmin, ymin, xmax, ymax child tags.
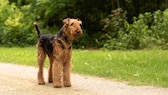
<box><xmin>102</xmin><ymin>8</ymin><xmax>127</xmax><ymax>38</ymax></box>
<box><xmin>100</xmin><ymin>8</ymin><xmax>129</xmax><ymax>49</ymax></box>
<box><xmin>102</xmin><ymin>9</ymin><xmax>168</xmax><ymax>50</ymax></box>
<box><xmin>1</xmin><ymin>0</ymin><xmax>168</xmax><ymax>49</ymax></box>
<box><xmin>0</xmin><ymin>0</ymin><xmax>36</xmax><ymax>47</ymax></box>
<box><xmin>36</xmin><ymin>0</ymin><xmax>73</xmax><ymax>25</ymax></box>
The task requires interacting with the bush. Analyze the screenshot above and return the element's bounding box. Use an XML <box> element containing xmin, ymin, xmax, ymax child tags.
<box><xmin>102</xmin><ymin>8</ymin><xmax>168</xmax><ymax>50</ymax></box>
<box><xmin>100</xmin><ymin>8</ymin><xmax>129</xmax><ymax>50</ymax></box>
<box><xmin>0</xmin><ymin>1</ymin><xmax>36</xmax><ymax>47</ymax></box>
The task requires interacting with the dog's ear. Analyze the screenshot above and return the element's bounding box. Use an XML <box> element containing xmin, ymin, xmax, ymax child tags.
<box><xmin>77</xmin><ymin>18</ymin><xmax>82</xmax><ymax>26</ymax></box>
<box><xmin>63</xmin><ymin>18</ymin><xmax>70</xmax><ymax>25</ymax></box>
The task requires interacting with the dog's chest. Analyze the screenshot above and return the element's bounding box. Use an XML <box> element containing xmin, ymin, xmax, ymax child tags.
<box><xmin>56</xmin><ymin>48</ymin><xmax>72</xmax><ymax>63</ymax></box>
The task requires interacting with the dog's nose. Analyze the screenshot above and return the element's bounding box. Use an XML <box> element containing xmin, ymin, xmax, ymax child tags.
<box><xmin>76</xmin><ymin>30</ymin><xmax>80</xmax><ymax>34</ymax></box>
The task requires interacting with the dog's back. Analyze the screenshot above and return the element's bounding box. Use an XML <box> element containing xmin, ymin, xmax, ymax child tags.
<box><xmin>34</xmin><ymin>22</ymin><xmax>55</xmax><ymax>56</ymax></box>
<box><xmin>39</xmin><ymin>34</ymin><xmax>55</xmax><ymax>56</ymax></box>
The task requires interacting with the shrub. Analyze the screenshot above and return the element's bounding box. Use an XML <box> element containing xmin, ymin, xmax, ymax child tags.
<box><xmin>102</xmin><ymin>8</ymin><xmax>127</xmax><ymax>39</ymax></box>
<box><xmin>0</xmin><ymin>1</ymin><xmax>36</xmax><ymax>47</ymax></box>
<box><xmin>102</xmin><ymin>8</ymin><xmax>168</xmax><ymax>50</ymax></box>
<box><xmin>101</xmin><ymin>8</ymin><xmax>129</xmax><ymax>50</ymax></box>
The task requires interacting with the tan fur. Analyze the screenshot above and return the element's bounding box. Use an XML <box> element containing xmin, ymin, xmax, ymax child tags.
<box><xmin>36</xmin><ymin>18</ymin><xmax>83</xmax><ymax>88</ymax></box>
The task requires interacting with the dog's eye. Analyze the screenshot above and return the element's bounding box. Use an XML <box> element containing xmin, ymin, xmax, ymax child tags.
<box><xmin>70</xmin><ymin>23</ymin><xmax>74</xmax><ymax>26</ymax></box>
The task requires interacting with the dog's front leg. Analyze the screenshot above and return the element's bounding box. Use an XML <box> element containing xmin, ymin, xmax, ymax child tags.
<box><xmin>63</xmin><ymin>62</ymin><xmax>71</xmax><ymax>87</ymax></box>
<box><xmin>52</xmin><ymin>60</ymin><xmax>63</xmax><ymax>88</ymax></box>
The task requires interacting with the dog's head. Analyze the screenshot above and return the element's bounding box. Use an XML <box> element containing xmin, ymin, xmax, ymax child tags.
<box><xmin>62</xmin><ymin>18</ymin><xmax>83</xmax><ymax>41</ymax></box>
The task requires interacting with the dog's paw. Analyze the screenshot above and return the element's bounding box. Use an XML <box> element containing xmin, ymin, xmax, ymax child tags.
<box><xmin>38</xmin><ymin>82</ymin><xmax>45</xmax><ymax>85</ymax></box>
<box><xmin>48</xmin><ymin>80</ymin><xmax>53</xmax><ymax>83</ymax></box>
<box><xmin>54</xmin><ymin>85</ymin><xmax>62</xmax><ymax>88</ymax></box>
<box><xmin>64</xmin><ymin>84</ymin><xmax>71</xmax><ymax>87</ymax></box>
<box><xmin>63</xmin><ymin>81</ymin><xmax>71</xmax><ymax>87</ymax></box>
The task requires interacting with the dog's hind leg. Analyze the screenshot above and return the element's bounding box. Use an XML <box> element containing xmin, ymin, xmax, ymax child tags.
<box><xmin>48</xmin><ymin>56</ymin><xmax>53</xmax><ymax>83</ymax></box>
<box><xmin>37</xmin><ymin>45</ymin><xmax>46</xmax><ymax>85</ymax></box>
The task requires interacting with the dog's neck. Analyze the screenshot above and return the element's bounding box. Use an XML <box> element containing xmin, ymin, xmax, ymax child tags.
<box><xmin>55</xmin><ymin>28</ymin><xmax>72</xmax><ymax>49</ymax></box>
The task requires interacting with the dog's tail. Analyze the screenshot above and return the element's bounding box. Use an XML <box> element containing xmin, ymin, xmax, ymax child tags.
<box><xmin>33</xmin><ymin>22</ymin><xmax>41</xmax><ymax>38</ymax></box>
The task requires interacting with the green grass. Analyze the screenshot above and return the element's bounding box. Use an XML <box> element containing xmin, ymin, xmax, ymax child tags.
<box><xmin>0</xmin><ymin>47</ymin><xmax>168</xmax><ymax>87</ymax></box>
<box><xmin>0</xmin><ymin>47</ymin><xmax>37</xmax><ymax>66</ymax></box>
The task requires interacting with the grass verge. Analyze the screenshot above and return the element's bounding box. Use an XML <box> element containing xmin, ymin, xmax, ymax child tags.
<box><xmin>0</xmin><ymin>47</ymin><xmax>167</xmax><ymax>87</ymax></box>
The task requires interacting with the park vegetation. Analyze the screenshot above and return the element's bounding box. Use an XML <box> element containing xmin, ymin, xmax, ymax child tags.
<box><xmin>1</xmin><ymin>0</ymin><xmax>168</xmax><ymax>50</ymax></box>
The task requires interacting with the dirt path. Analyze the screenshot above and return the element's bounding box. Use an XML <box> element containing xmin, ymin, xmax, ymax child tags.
<box><xmin>0</xmin><ymin>63</ymin><xmax>168</xmax><ymax>95</ymax></box>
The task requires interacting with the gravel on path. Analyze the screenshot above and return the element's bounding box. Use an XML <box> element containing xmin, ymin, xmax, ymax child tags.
<box><xmin>0</xmin><ymin>63</ymin><xmax>167</xmax><ymax>95</ymax></box>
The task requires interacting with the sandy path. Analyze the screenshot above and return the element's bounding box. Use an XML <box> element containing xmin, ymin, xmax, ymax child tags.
<box><xmin>0</xmin><ymin>63</ymin><xmax>168</xmax><ymax>95</ymax></box>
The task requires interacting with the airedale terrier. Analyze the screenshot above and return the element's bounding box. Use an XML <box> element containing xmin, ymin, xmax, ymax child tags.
<box><xmin>34</xmin><ymin>18</ymin><xmax>83</xmax><ymax>88</ymax></box>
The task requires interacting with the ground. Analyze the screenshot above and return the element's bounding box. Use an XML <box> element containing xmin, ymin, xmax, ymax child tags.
<box><xmin>0</xmin><ymin>63</ymin><xmax>168</xmax><ymax>95</ymax></box>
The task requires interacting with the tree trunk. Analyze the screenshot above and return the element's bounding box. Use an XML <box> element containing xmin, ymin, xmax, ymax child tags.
<box><xmin>166</xmin><ymin>0</ymin><xmax>168</xmax><ymax>8</ymax></box>
<box><xmin>117</xmin><ymin>0</ymin><xmax>120</xmax><ymax>8</ymax></box>
<box><xmin>133</xmin><ymin>0</ymin><xmax>139</xmax><ymax>16</ymax></box>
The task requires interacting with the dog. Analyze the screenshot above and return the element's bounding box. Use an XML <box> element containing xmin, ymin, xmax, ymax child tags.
<box><xmin>34</xmin><ymin>18</ymin><xmax>83</xmax><ymax>88</ymax></box>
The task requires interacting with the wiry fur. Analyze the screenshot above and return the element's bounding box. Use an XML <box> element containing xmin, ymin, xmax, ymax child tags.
<box><xmin>34</xmin><ymin>18</ymin><xmax>83</xmax><ymax>88</ymax></box>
